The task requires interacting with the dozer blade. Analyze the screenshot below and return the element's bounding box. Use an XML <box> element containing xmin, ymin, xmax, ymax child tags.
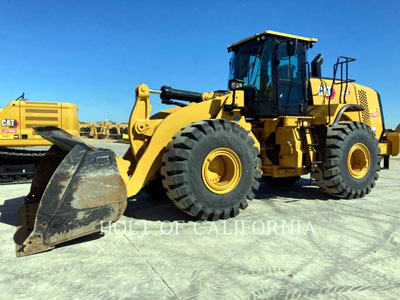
<box><xmin>14</xmin><ymin>126</ymin><xmax>127</xmax><ymax>257</ymax></box>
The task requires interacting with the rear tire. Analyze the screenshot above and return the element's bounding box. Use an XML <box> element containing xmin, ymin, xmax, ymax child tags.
<box><xmin>313</xmin><ymin>121</ymin><xmax>380</xmax><ymax>199</ymax></box>
<box><xmin>161</xmin><ymin>119</ymin><xmax>261</xmax><ymax>220</ymax></box>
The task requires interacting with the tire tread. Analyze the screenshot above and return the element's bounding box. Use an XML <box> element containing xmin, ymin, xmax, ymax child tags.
<box><xmin>312</xmin><ymin>121</ymin><xmax>380</xmax><ymax>199</ymax></box>
<box><xmin>161</xmin><ymin>119</ymin><xmax>260</xmax><ymax>220</ymax></box>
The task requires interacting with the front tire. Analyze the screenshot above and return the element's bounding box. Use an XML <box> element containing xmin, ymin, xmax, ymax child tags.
<box><xmin>314</xmin><ymin>121</ymin><xmax>380</xmax><ymax>199</ymax></box>
<box><xmin>161</xmin><ymin>119</ymin><xmax>261</xmax><ymax>220</ymax></box>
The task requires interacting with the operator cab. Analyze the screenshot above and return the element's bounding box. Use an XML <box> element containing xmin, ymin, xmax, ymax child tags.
<box><xmin>227</xmin><ymin>30</ymin><xmax>317</xmax><ymax>117</ymax></box>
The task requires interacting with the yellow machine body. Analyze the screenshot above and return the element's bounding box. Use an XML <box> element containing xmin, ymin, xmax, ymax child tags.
<box><xmin>0</xmin><ymin>99</ymin><xmax>79</xmax><ymax>146</ymax></box>
<box><xmin>308</xmin><ymin>78</ymin><xmax>398</xmax><ymax>156</ymax></box>
<box><xmin>117</xmin><ymin>80</ymin><xmax>397</xmax><ymax>187</ymax></box>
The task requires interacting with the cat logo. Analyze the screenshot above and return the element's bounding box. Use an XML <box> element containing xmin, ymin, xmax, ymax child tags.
<box><xmin>1</xmin><ymin>119</ymin><xmax>19</xmax><ymax>128</ymax></box>
<box><xmin>318</xmin><ymin>86</ymin><xmax>336</xmax><ymax>99</ymax></box>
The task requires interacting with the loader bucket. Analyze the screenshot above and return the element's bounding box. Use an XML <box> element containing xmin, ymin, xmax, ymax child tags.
<box><xmin>14</xmin><ymin>126</ymin><xmax>127</xmax><ymax>257</ymax></box>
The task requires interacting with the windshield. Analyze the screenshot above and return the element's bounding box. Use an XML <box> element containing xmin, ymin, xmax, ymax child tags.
<box><xmin>229</xmin><ymin>38</ymin><xmax>272</xmax><ymax>90</ymax></box>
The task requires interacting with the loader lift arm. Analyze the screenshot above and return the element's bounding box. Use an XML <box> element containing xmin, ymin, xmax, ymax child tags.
<box><xmin>121</xmin><ymin>84</ymin><xmax>256</xmax><ymax>197</ymax></box>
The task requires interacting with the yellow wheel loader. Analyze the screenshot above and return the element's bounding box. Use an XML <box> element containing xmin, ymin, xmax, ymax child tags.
<box><xmin>108</xmin><ymin>122</ymin><xmax>125</xmax><ymax>140</ymax></box>
<box><xmin>121</xmin><ymin>124</ymin><xmax>129</xmax><ymax>140</ymax></box>
<box><xmin>14</xmin><ymin>30</ymin><xmax>400</xmax><ymax>256</ymax></box>
<box><xmin>0</xmin><ymin>95</ymin><xmax>79</xmax><ymax>184</ymax></box>
<box><xmin>94</xmin><ymin>119</ymin><xmax>109</xmax><ymax>139</ymax></box>
<box><xmin>79</xmin><ymin>122</ymin><xmax>91</xmax><ymax>137</ymax></box>
<box><xmin>81</xmin><ymin>120</ymin><xmax>124</xmax><ymax>140</ymax></box>
<box><xmin>80</xmin><ymin>121</ymin><xmax>99</xmax><ymax>139</ymax></box>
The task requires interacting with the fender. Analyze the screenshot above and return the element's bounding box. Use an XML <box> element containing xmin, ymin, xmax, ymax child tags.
<box><xmin>331</xmin><ymin>104</ymin><xmax>364</xmax><ymax>127</ymax></box>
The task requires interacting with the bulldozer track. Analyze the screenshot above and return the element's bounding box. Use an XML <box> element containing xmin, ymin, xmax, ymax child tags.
<box><xmin>0</xmin><ymin>147</ymin><xmax>47</xmax><ymax>185</ymax></box>
<box><xmin>0</xmin><ymin>147</ymin><xmax>47</xmax><ymax>158</ymax></box>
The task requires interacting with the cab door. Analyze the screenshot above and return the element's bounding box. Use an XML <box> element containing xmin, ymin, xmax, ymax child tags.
<box><xmin>274</xmin><ymin>38</ymin><xmax>307</xmax><ymax>116</ymax></box>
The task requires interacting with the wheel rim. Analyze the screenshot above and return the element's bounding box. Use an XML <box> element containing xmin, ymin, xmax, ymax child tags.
<box><xmin>202</xmin><ymin>147</ymin><xmax>242</xmax><ymax>194</ymax></box>
<box><xmin>347</xmin><ymin>143</ymin><xmax>371</xmax><ymax>179</ymax></box>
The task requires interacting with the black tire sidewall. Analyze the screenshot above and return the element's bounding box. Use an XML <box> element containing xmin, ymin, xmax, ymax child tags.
<box><xmin>339</xmin><ymin>129</ymin><xmax>378</xmax><ymax>190</ymax></box>
<box><xmin>187</xmin><ymin>129</ymin><xmax>255</xmax><ymax>209</ymax></box>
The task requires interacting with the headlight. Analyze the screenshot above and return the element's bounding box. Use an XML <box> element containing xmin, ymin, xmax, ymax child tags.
<box><xmin>229</xmin><ymin>79</ymin><xmax>245</xmax><ymax>90</ymax></box>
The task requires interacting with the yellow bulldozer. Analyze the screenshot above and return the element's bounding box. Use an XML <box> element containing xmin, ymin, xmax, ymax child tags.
<box><xmin>0</xmin><ymin>94</ymin><xmax>79</xmax><ymax>184</ymax></box>
<box><xmin>14</xmin><ymin>30</ymin><xmax>400</xmax><ymax>256</ymax></box>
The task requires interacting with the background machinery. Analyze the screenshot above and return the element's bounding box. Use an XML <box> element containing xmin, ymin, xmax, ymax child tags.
<box><xmin>0</xmin><ymin>95</ymin><xmax>79</xmax><ymax>184</ymax></box>
<box><xmin>108</xmin><ymin>122</ymin><xmax>126</xmax><ymax>140</ymax></box>
<box><xmin>95</xmin><ymin>119</ymin><xmax>108</xmax><ymax>139</ymax></box>
<box><xmin>80</xmin><ymin>120</ymin><xmax>126</xmax><ymax>140</ymax></box>
<box><xmin>79</xmin><ymin>121</ymin><xmax>96</xmax><ymax>138</ymax></box>
<box><xmin>100</xmin><ymin>120</ymin><xmax>125</xmax><ymax>140</ymax></box>
<box><xmin>15</xmin><ymin>30</ymin><xmax>400</xmax><ymax>256</ymax></box>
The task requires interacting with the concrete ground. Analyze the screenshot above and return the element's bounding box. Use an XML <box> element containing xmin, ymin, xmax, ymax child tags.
<box><xmin>1</xmin><ymin>141</ymin><xmax>400</xmax><ymax>300</ymax></box>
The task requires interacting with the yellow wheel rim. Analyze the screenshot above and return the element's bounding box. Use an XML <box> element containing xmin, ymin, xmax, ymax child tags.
<box><xmin>347</xmin><ymin>143</ymin><xmax>371</xmax><ymax>179</ymax></box>
<box><xmin>202</xmin><ymin>147</ymin><xmax>242</xmax><ymax>194</ymax></box>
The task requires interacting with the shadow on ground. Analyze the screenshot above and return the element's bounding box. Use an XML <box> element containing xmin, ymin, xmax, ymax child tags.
<box><xmin>0</xmin><ymin>179</ymin><xmax>336</xmax><ymax>228</ymax></box>
<box><xmin>257</xmin><ymin>178</ymin><xmax>333</xmax><ymax>202</ymax></box>
<box><xmin>124</xmin><ymin>193</ymin><xmax>196</xmax><ymax>222</ymax></box>
<box><xmin>55</xmin><ymin>232</ymin><xmax>104</xmax><ymax>249</ymax></box>
<box><xmin>0</xmin><ymin>196</ymin><xmax>24</xmax><ymax>227</ymax></box>
<box><xmin>124</xmin><ymin>178</ymin><xmax>334</xmax><ymax>222</ymax></box>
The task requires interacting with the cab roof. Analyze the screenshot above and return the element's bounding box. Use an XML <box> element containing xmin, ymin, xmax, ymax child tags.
<box><xmin>227</xmin><ymin>30</ymin><xmax>318</xmax><ymax>52</ymax></box>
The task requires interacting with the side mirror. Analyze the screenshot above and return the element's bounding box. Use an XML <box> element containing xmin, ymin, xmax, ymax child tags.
<box><xmin>311</xmin><ymin>53</ymin><xmax>323</xmax><ymax>77</ymax></box>
<box><xmin>286</xmin><ymin>38</ymin><xmax>298</xmax><ymax>57</ymax></box>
